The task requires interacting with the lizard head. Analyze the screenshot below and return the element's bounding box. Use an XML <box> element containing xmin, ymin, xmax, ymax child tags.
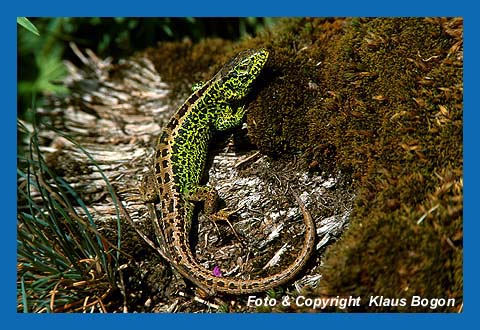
<box><xmin>216</xmin><ymin>48</ymin><xmax>269</xmax><ymax>101</ymax></box>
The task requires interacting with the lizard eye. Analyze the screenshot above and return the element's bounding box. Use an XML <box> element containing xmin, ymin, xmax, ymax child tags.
<box><xmin>237</xmin><ymin>64</ymin><xmax>250</xmax><ymax>75</ymax></box>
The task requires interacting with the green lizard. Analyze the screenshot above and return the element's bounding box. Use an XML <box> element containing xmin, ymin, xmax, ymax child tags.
<box><xmin>141</xmin><ymin>48</ymin><xmax>315</xmax><ymax>294</ymax></box>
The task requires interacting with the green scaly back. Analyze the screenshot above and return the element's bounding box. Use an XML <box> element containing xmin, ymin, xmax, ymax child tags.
<box><xmin>165</xmin><ymin>48</ymin><xmax>269</xmax><ymax>195</ymax></box>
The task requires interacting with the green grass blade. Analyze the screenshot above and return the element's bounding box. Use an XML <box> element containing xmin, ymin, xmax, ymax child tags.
<box><xmin>17</xmin><ymin>117</ymin><xmax>121</xmax><ymax>312</ymax></box>
<box><xmin>20</xmin><ymin>275</ymin><xmax>28</xmax><ymax>312</ymax></box>
<box><xmin>17</xmin><ymin>17</ymin><xmax>40</xmax><ymax>36</ymax></box>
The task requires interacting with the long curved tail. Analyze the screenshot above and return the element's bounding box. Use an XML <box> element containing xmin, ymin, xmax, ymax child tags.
<box><xmin>172</xmin><ymin>190</ymin><xmax>316</xmax><ymax>295</ymax></box>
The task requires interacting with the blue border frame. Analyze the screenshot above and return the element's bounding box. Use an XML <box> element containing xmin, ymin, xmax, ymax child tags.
<box><xmin>7</xmin><ymin>1</ymin><xmax>475</xmax><ymax>328</ymax></box>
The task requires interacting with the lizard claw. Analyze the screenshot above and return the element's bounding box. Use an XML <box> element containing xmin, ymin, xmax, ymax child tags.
<box><xmin>209</xmin><ymin>208</ymin><xmax>245</xmax><ymax>247</ymax></box>
<box><xmin>210</xmin><ymin>208</ymin><xmax>236</xmax><ymax>222</ymax></box>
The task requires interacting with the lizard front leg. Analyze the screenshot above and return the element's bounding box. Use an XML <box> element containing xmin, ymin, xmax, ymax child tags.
<box><xmin>212</xmin><ymin>104</ymin><xmax>246</xmax><ymax>131</ymax></box>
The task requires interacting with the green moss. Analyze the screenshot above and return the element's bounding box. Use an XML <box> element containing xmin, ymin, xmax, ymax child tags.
<box><xmin>141</xmin><ymin>18</ymin><xmax>462</xmax><ymax>311</ymax></box>
<box><xmin>273</xmin><ymin>18</ymin><xmax>462</xmax><ymax>312</ymax></box>
<box><xmin>261</xmin><ymin>18</ymin><xmax>461</xmax><ymax>312</ymax></box>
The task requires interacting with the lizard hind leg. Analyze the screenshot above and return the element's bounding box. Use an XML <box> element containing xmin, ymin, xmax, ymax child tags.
<box><xmin>186</xmin><ymin>185</ymin><xmax>243</xmax><ymax>244</ymax></box>
<box><xmin>139</xmin><ymin>173</ymin><xmax>159</xmax><ymax>203</ymax></box>
<box><xmin>118</xmin><ymin>174</ymin><xmax>157</xmax><ymax>203</ymax></box>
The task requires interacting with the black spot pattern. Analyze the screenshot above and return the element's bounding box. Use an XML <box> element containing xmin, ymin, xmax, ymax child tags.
<box><xmin>153</xmin><ymin>49</ymin><xmax>293</xmax><ymax>294</ymax></box>
<box><xmin>163</xmin><ymin>172</ymin><xmax>171</xmax><ymax>183</ymax></box>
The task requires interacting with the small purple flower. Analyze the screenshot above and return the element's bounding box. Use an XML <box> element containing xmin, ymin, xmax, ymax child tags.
<box><xmin>212</xmin><ymin>266</ymin><xmax>222</xmax><ymax>277</ymax></box>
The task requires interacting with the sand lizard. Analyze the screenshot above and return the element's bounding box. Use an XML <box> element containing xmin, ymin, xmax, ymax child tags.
<box><xmin>140</xmin><ymin>48</ymin><xmax>315</xmax><ymax>295</ymax></box>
